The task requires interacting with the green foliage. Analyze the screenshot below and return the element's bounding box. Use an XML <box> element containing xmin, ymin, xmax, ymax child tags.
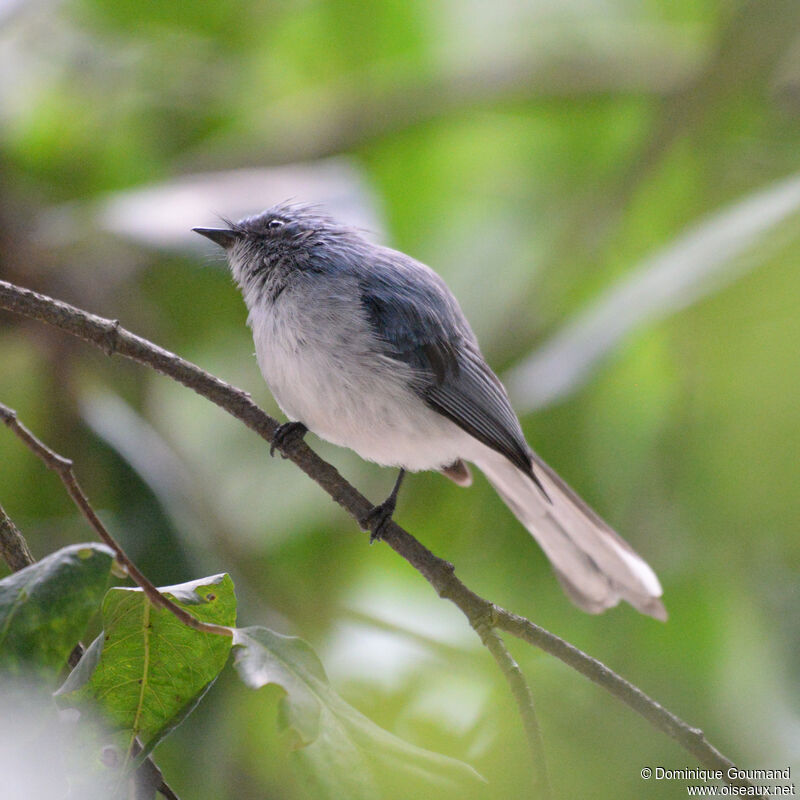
<box><xmin>59</xmin><ymin>575</ymin><xmax>236</xmax><ymax>762</ymax></box>
<box><xmin>233</xmin><ymin>626</ymin><xmax>484</xmax><ymax>798</ymax></box>
<box><xmin>0</xmin><ymin>543</ymin><xmax>114</xmax><ymax>683</ymax></box>
<box><xmin>2</xmin><ymin>0</ymin><xmax>799</xmax><ymax>797</ymax></box>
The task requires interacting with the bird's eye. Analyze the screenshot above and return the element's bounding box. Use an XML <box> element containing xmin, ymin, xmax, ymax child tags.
<box><xmin>267</xmin><ymin>219</ymin><xmax>284</xmax><ymax>230</ymax></box>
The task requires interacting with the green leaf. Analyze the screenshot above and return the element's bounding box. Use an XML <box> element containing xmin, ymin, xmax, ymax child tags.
<box><xmin>0</xmin><ymin>543</ymin><xmax>114</xmax><ymax>683</ymax></box>
<box><xmin>58</xmin><ymin>573</ymin><xmax>236</xmax><ymax>762</ymax></box>
<box><xmin>233</xmin><ymin>626</ymin><xmax>484</xmax><ymax>798</ymax></box>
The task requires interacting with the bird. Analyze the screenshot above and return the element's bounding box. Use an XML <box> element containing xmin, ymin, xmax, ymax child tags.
<box><xmin>193</xmin><ymin>202</ymin><xmax>666</xmax><ymax>620</ymax></box>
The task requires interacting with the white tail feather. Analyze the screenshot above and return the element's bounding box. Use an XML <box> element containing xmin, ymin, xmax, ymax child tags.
<box><xmin>473</xmin><ymin>448</ymin><xmax>666</xmax><ymax>620</ymax></box>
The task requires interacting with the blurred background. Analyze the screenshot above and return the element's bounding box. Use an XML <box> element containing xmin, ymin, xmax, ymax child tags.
<box><xmin>1</xmin><ymin>0</ymin><xmax>798</xmax><ymax>797</ymax></box>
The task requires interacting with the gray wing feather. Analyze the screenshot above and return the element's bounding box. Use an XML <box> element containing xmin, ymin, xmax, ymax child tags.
<box><xmin>424</xmin><ymin>344</ymin><xmax>534</xmax><ymax>476</ymax></box>
<box><xmin>358</xmin><ymin>249</ymin><xmax>542</xmax><ymax>485</ymax></box>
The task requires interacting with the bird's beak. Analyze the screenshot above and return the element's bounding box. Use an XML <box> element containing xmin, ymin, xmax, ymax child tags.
<box><xmin>192</xmin><ymin>227</ymin><xmax>239</xmax><ymax>249</ymax></box>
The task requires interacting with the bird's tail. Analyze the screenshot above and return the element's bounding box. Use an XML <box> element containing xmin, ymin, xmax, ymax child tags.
<box><xmin>473</xmin><ymin>448</ymin><xmax>666</xmax><ymax>620</ymax></box>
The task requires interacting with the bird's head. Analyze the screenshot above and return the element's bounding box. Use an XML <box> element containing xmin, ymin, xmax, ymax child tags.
<box><xmin>193</xmin><ymin>202</ymin><xmax>357</xmax><ymax>292</ymax></box>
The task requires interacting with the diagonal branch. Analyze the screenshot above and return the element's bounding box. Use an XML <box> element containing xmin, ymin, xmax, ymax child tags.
<box><xmin>0</xmin><ymin>401</ymin><xmax>231</xmax><ymax>639</ymax></box>
<box><xmin>0</xmin><ymin>500</ymin><xmax>182</xmax><ymax>800</ymax></box>
<box><xmin>0</xmin><ymin>278</ymin><xmax>765</xmax><ymax>796</ymax></box>
<box><xmin>494</xmin><ymin>609</ymin><xmax>752</xmax><ymax>784</ymax></box>
<box><xmin>0</xmin><ymin>501</ymin><xmax>35</xmax><ymax>571</ymax></box>
<box><xmin>475</xmin><ymin>615</ymin><xmax>551</xmax><ymax>797</ymax></box>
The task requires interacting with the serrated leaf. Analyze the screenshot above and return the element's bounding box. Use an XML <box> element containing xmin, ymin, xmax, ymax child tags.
<box><xmin>0</xmin><ymin>543</ymin><xmax>114</xmax><ymax>683</ymax></box>
<box><xmin>233</xmin><ymin>626</ymin><xmax>484</xmax><ymax>798</ymax></box>
<box><xmin>59</xmin><ymin>573</ymin><xmax>236</xmax><ymax>763</ymax></box>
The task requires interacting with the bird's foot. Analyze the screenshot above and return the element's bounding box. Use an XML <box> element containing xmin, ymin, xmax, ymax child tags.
<box><xmin>269</xmin><ymin>421</ymin><xmax>308</xmax><ymax>458</ymax></box>
<box><xmin>359</xmin><ymin>498</ymin><xmax>397</xmax><ymax>544</ymax></box>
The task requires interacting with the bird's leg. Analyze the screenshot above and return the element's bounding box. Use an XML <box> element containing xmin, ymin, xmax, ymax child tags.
<box><xmin>269</xmin><ymin>421</ymin><xmax>308</xmax><ymax>458</ymax></box>
<box><xmin>360</xmin><ymin>469</ymin><xmax>406</xmax><ymax>543</ymax></box>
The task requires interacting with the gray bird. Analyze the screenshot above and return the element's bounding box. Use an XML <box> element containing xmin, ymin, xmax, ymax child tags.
<box><xmin>194</xmin><ymin>203</ymin><xmax>666</xmax><ymax>620</ymax></box>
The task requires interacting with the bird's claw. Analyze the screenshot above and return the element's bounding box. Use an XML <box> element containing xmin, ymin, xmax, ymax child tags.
<box><xmin>359</xmin><ymin>500</ymin><xmax>396</xmax><ymax>543</ymax></box>
<box><xmin>270</xmin><ymin>421</ymin><xmax>307</xmax><ymax>458</ymax></box>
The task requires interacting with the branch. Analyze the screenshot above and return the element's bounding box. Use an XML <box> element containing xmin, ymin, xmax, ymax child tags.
<box><xmin>0</xmin><ymin>497</ymin><xmax>181</xmax><ymax>800</ymax></box>
<box><xmin>0</xmin><ymin>401</ymin><xmax>231</xmax><ymax>639</ymax></box>
<box><xmin>494</xmin><ymin>610</ymin><xmax>752</xmax><ymax>784</ymax></box>
<box><xmin>0</xmin><ymin>501</ymin><xmax>35</xmax><ymax>571</ymax></box>
<box><xmin>475</xmin><ymin>615</ymin><xmax>551</xmax><ymax>797</ymax></box>
<box><xmin>0</xmin><ymin>278</ymin><xmax>764</xmax><ymax>796</ymax></box>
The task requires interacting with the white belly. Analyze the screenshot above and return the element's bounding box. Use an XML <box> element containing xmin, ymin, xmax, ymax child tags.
<box><xmin>248</xmin><ymin>290</ymin><xmax>471</xmax><ymax>471</ymax></box>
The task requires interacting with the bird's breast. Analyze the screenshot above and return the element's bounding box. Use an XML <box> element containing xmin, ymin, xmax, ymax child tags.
<box><xmin>246</xmin><ymin>289</ymin><xmax>467</xmax><ymax>469</ymax></box>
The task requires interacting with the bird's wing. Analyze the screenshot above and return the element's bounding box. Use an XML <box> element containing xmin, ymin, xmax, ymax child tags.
<box><xmin>359</xmin><ymin>250</ymin><xmax>539</xmax><ymax>482</ymax></box>
<box><xmin>424</xmin><ymin>343</ymin><xmax>536</xmax><ymax>478</ymax></box>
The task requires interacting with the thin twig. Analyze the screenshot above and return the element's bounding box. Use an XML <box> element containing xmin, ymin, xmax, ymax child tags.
<box><xmin>0</xmin><ymin>401</ymin><xmax>231</xmax><ymax>639</ymax></box>
<box><xmin>494</xmin><ymin>610</ymin><xmax>751</xmax><ymax>785</ymax></box>
<box><xmin>474</xmin><ymin>611</ymin><xmax>551</xmax><ymax>798</ymax></box>
<box><xmin>130</xmin><ymin>739</ymin><xmax>181</xmax><ymax>800</ymax></box>
<box><xmin>0</xmin><ymin>278</ymin><xmax>765</xmax><ymax>796</ymax></box>
<box><xmin>0</xmin><ymin>501</ymin><xmax>35</xmax><ymax>570</ymax></box>
<box><xmin>0</xmin><ymin>497</ymin><xmax>181</xmax><ymax>800</ymax></box>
